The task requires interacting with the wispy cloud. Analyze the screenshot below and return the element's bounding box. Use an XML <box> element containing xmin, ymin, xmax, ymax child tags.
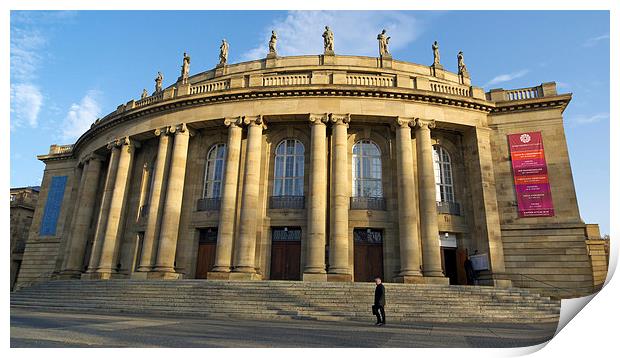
<box><xmin>10</xmin><ymin>83</ymin><xmax>43</xmax><ymax>129</ymax></box>
<box><xmin>483</xmin><ymin>69</ymin><xmax>530</xmax><ymax>88</ymax></box>
<box><xmin>60</xmin><ymin>90</ymin><xmax>102</xmax><ymax>140</ymax></box>
<box><xmin>582</xmin><ymin>34</ymin><xmax>609</xmax><ymax>47</ymax></box>
<box><xmin>241</xmin><ymin>11</ymin><xmax>425</xmax><ymax>61</ymax></box>
<box><xmin>568</xmin><ymin>112</ymin><xmax>609</xmax><ymax>126</ymax></box>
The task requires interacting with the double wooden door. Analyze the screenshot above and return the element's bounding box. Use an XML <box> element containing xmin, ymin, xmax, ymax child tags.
<box><xmin>353</xmin><ymin>228</ymin><xmax>384</xmax><ymax>282</ymax></box>
<box><xmin>195</xmin><ymin>228</ymin><xmax>217</xmax><ymax>279</ymax></box>
<box><xmin>270</xmin><ymin>227</ymin><xmax>301</xmax><ymax>281</ymax></box>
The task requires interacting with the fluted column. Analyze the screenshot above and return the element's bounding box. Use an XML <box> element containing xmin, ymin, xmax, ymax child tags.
<box><xmin>135</xmin><ymin>126</ymin><xmax>173</xmax><ymax>275</ymax></box>
<box><xmin>394</xmin><ymin>117</ymin><xmax>424</xmax><ymax>282</ymax></box>
<box><xmin>304</xmin><ymin>113</ymin><xmax>328</xmax><ymax>281</ymax></box>
<box><xmin>83</xmin><ymin>141</ymin><xmax>122</xmax><ymax>278</ymax></box>
<box><xmin>95</xmin><ymin>137</ymin><xmax>137</xmax><ymax>278</ymax></box>
<box><xmin>415</xmin><ymin>118</ymin><xmax>448</xmax><ymax>283</ymax></box>
<box><xmin>60</xmin><ymin>154</ymin><xmax>104</xmax><ymax>277</ymax></box>
<box><xmin>210</xmin><ymin>117</ymin><xmax>243</xmax><ymax>275</ymax></box>
<box><xmin>328</xmin><ymin>113</ymin><xmax>351</xmax><ymax>280</ymax></box>
<box><xmin>231</xmin><ymin>115</ymin><xmax>265</xmax><ymax>279</ymax></box>
<box><xmin>152</xmin><ymin>123</ymin><xmax>192</xmax><ymax>278</ymax></box>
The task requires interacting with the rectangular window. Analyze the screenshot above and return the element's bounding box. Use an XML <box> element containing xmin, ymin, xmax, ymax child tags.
<box><xmin>39</xmin><ymin>176</ymin><xmax>68</xmax><ymax>236</ymax></box>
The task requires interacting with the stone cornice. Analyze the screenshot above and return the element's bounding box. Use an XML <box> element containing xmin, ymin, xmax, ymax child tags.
<box><xmin>490</xmin><ymin>94</ymin><xmax>572</xmax><ymax>115</ymax></box>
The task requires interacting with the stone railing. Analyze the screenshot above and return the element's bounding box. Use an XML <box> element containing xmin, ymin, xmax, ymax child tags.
<box><xmin>49</xmin><ymin>144</ymin><xmax>74</xmax><ymax>155</ymax></box>
<box><xmin>190</xmin><ymin>80</ymin><xmax>231</xmax><ymax>95</ymax></box>
<box><xmin>197</xmin><ymin>197</ymin><xmax>221</xmax><ymax>211</ymax></box>
<box><xmin>269</xmin><ymin>195</ymin><xmax>305</xmax><ymax>209</ymax></box>
<box><xmin>135</xmin><ymin>91</ymin><xmax>164</xmax><ymax>108</ymax></box>
<box><xmin>505</xmin><ymin>86</ymin><xmax>541</xmax><ymax>101</ymax></box>
<box><xmin>429</xmin><ymin>82</ymin><xmax>471</xmax><ymax>97</ymax></box>
<box><xmin>350</xmin><ymin>197</ymin><xmax>387</xmax><ymax>211</ymax></box>
<box><xmin>263</xmin><ymin>74</ymin><xmax>311</xmax><ymax>86</ymax></box>
<box><xmin>346</xmin><ymin>73</ymin><xmax>395</xmax><ymax>87</ymax></box>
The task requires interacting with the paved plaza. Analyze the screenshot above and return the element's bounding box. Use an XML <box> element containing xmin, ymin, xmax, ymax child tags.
<box><xmin>10</xmin><ymin>308</ymin><xmax>557</xmax><ymax>348</ymax></box>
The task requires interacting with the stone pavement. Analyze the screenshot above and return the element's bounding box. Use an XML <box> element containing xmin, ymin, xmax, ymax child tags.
<box><xmin>10</xmin><ymin>307</ymin><xmax>557</xmax><ymax>348</ymax></box>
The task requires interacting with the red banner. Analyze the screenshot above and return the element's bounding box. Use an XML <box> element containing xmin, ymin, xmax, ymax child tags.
<box><xmin>508</xmin><ymin>132</ymin><xmax>554</xmax><ymax>217</ymax></box>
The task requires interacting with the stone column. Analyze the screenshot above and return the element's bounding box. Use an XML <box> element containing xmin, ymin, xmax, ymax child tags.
<box><xmin>303</xmin><ymin>113</ymin><xmax>328</xmax><ymax>281</ymax></box>
<box><xmin>209</xmin><ymin>117</ymin><xmax>243</xmax><ymax>278</ymax></box>
<box><xmin>414</xmin><ymin>118</ymin><xmax>448</xmax><ymax>284</ymax></box>
<box><xmin>94</xmin><ymin>137</ymin><xmax>137</xmax><ymax>279</ymax></box>
<box><xmin>394</xmin><ymin>117</ymin><xmax>424</xmax><ymax>283</ymax></box>
<box><xmin>231</xmin><ymin>115</ymin><xmax>265</xmax><ymax>280</ymax></box>
<box><xmin>83</xmin><ymin>141</ymin><xmax>122</xmax><ymax>278</ymax></box>
<box><xmin>60</xmin><ymin>154</ymin><xmax>104</xmax><ymax>277</ymax></box>
<box><xmin>152</xmin><ymin>123</ymin><xmax>192</xmax><ymax>278</ymax></box>
<box><xmin>328</xmin><ymin>113</ymin><xmax>351</xmax><ymax>281</ymax></box>
<box><xmin>134</xmin><ymin>126</ymin><xmax>173</xmax><ymax>276</ymax></box>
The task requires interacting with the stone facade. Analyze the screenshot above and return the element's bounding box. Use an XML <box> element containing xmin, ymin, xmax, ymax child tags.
<box><xmin>10</xmin><ymin>186</ymin><xmax>39</xmax><ymax>290</ymax></box>
<box><xmin>14</xmin><ymin>54</ymin><xmax>600</xmax><ymax>298</ymax></box>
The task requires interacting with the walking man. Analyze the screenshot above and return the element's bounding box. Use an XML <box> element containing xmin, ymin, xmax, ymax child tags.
<box><xmin>372</xmin><ymin>277</ymin><xmax>386</xmax><ymax>326</ymax></box>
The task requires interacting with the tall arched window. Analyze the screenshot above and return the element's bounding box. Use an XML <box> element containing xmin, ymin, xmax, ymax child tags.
<box><xmin>352</xmin><ymin>140</ymin><xmax>383</xmax><ymax>198</ymax></box>
<box><xmin>433</xmin><ymin>145</ymin><xmax>454</xmax><ymax>203</ymax></box>
<box><xmin>273</xmin><ymin>139</ymin><xmax>304</xmax><ymax>196</ymax></box>
<box><xmin>203</xmin><ymin>143</ymin><xmax>227</xmax><ymax>198</ymax></box>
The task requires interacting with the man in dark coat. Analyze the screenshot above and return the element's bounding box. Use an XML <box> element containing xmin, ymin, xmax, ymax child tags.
<box><xmin>372</xmin><ymin>277</ymin><xmax>386</xmax><ymax>326</ymax></box>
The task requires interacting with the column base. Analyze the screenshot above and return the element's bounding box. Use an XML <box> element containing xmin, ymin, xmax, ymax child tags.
<box><xmin>147</xmin><ymin>271</ymin><xmax>183</xmax><ymax>280</ymax></box>
<box><xmin>423</xmin><ymin>276</ymin><xmax>450</xmax><ymax>285</ymax></box>
<box><xmin>228</xmin><ymin>272</ymin><xmax>262</xmax><ymax>281</ymax></box>
<box><xmin>477</xmin><ymin>271</ymin><xmax>512</xmax><ymax>287</ymax></box>
<box><xmin>81</xmin><ymin>271</ymin><xmax>113</xmax><ymax>280</ymax></box>
<box><xmin>327</xmin><ymin>273</ymin><xmax>352</xmax><ymax>282</ymax></box>
<box><xmin>207</xmin><ymin>271</ymin><xmax>233</xmax><ymax>280</ymax></box>
<box><xmin>302</xmin><ymin>272</ymin><xmax>328</xmax><ymax>282</ymax></box>
<box><xmin>130</xmin><ymin>271</ymin><xmax>149</xmax><ymax>280</ymax></box>
<box><xmin>54</xmin><ymin>271</ymin><xmax>82</xmax><ymax>280</ymax></box>
<box><xmin>393</xmin><ymin>275</ymin><xmax>425</xmax><ymax>284</ymax></box>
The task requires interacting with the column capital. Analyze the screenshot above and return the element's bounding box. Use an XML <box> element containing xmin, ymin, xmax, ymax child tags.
<box><xmin>415</xmin><ymin>118</ymin><xmax>436</xmax><ymax>130</ymax></box>
<box><xmin>169</xmin><ymin>123</ymin><xmax>195</xmax><ymax>137</ymax></box>
<box><xmin>308</xmin><ymin>113</ymin><xmax>328</xmax><ymax>125</ymax></box>
<box><xmin>329</xmin><ymin>113</ymin><xmax>350</xmax><ymax>126</ymax></box>
<box><xmin>107</xmin><ymin>137</ymin><xmax>140</xmax><ymax>151</ymax></box>
<box><xmin>395</xmin><ymin>117</ymin><xmax>416</xmax><ymax>129</ymax></box>
<box><xmin>80</xmin><ymin>152</ymin><xmax>105</xmax><ymax>166</ymax></box>
<box><xmin>243</xmin><ymin>115</ymin><xmax>267</xmax><ymax>129</ymax></box>
<box><xmin>154</xmin><ymin>126</ymin><xmax>172</xmax><ymax>137</ymax></box>
<box><xmin>224</xmin><ymin>116</ymin><xmax>243</xmax><ymax>128</ymax></box>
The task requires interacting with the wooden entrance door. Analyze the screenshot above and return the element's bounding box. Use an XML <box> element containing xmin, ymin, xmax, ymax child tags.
<box><xmin>441</xmin><ymin>247</ymin><xmax>458</xmax><ymax>285</ymax></box>
<box><xmin>270</xmin><ymin>227</ymin><xmax>301</xmax><ymax>280</ymax></box>
<box><xmin>195</xmin><ymin>228</ymin><xmax>217</xmax><ymax>279</ymax></box>
<box><xmin>353</xmin><ymin>228</ymin><xmax>384</xmax><ymax>282</ymax></box>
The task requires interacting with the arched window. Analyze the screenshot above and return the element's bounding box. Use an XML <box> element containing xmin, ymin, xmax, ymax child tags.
<box><xmin>273</xmin><ymin>139</ymin><xmax>304</xmax><ymax>196</ymax></box>
<box><xmin>352</xmin><ymin>140</ymin><xmax>383</xmax><ymax>198</ymax></box>
<box><xmin>203</xmin><ymin>143</ymin><xmax>227</xmax><ymax>198</ymax></box>
<box><xmin>433</xmin><ymin>145</ymin><xmax>454</xmax><ymax>202</ymax></box>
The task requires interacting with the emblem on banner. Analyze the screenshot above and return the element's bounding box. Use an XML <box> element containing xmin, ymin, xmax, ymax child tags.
<box><xmin>520</xmin><ymin>133</ymin><xmax>531</xmax><ymax>143</ymax></box>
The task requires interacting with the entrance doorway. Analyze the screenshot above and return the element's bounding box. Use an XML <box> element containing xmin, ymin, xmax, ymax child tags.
<box><xmin>195</xmin><ymin>228</ymin><xmax>218</xmax><ymax>279</ymax></box>
<box><xmin>353</xmin><ymin>228</ymin><xmax>384</xmax><ymax>282</ymax></box>
<box><xmin>441</xmin><ymin>247</ymin><xmax>458</xmax><ymax>285</ymax></box>
<box><xmin>270</xmin><ymin>227</ymin><xmax>301</xmax><ymax>280</ymax></box>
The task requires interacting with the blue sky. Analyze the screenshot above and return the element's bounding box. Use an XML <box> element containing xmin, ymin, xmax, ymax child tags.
<box><xmin>9</xmin><ymin>10</ymin><xmax>610</xmax><ymax>234</ymax></box>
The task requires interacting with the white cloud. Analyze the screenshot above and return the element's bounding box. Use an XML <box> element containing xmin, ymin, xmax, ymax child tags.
<box><xmin>61</xmin><ymin>90</ymin><xmax>102</xmax><ymax>140</ymax></box>
<box><xmin>569</xmin><ymin>113</ymin><xmax>609</xmax><ymax>125</ymax></box>
<box><xmin>10</xmin><ymin>27</ymin><xmax>46</xmax><ymax>81</ymax></box>
<box><xmin>582</xmin><ymin>34</ymin><xmax>609</xmax><ymax>47</ymax></box>
<box><xmin>483</xmin><ymin>69</ymin><xmax>530</xmax><ymax>88</ymax></box>
<box><xmin>10</xmin><ymin>83</ymin><xmax>43</xmax><ymax>129</ymax></box>
<box><xmin>241</xmin><ymin>11</ymin><xmax>424</xmax><ymax>61</ymax></box>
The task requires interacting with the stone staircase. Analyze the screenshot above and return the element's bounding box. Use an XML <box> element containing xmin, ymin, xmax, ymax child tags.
<box><xmin>10</xmin><ymin>280</ymin><xmax>561</xmax><ymax>324</ymax></box>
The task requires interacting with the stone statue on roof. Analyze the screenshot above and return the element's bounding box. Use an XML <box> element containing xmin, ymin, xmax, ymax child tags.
<box><xmin>322</xmin><ymin>26</ymin><xmax>334</xmax><ymax>54</ymax></box>
<box><xmin>181</xmin><ymin>52</ymin><xmax>190</xmax><ymax>83</ymax></box>
<box><xmin>141</xmin><ymin>88</ymin><xmax>148</xmax><ymax>99</ymax></box>
<box><xmin>219</xmin><ymin>39</ymin><xmax>229</xmax><ymax>65</ymax></box>
<box><xmin>432</xmin><ymin>41</ymin><xmax>440</xmax><ymax>66</ymax></box>
<box><xmin>155</xmin><ymin>72</ymin><xmax>163</xmax><ymax>93</ymax></box>
<box><xmin>377</xmin><ymin>29</ymin><xmax>391</xmax><ymax>56</ymax></box>
<box><xmin>269</xmin><ymin>30</ymin><xmax>278</xmax><ymax>54</ymax></box>
<box><xmin>457</xmin><ymin>51</ymin><xmax>468</xmax><ymax>76</ymax></box>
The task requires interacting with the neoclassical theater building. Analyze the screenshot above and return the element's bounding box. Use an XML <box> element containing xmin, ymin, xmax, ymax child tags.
<box><xmin>15</xmin><ymin>35</ymin><xmax>598</xmax><ymax>298</ymax></box>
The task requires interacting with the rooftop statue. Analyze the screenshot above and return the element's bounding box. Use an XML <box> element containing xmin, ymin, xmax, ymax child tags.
<box><xmin>432</xmin><ymin>41</ymin><xmax>441</xmax><ymax>66</ymax></box>
<box><xmin>377</xmin><ymin>29</ymin><xmax>391</xmax><ymax>56</ymax></box>
<box><xmin>155</xmin><ymin>71</ymin><xmax>163</xmax><ymax>93</ymax></box>
<box><xmin>181</xmin><ymin>52</ymin><xmax>190</xmax><ymax>84</ymax></box>
<box><xmin>457</xmin><ymin>51</ymin><xmax>468</xmax><ymax>76</ymax></box>
<box><xmin>268</xmin><ymin>30</ymin><xmax>278</xmax><ymax>55</ymax></box>
<box><xmin>219</xmin><ymin>39</ymin><xmax>229</xmax><ymax>65</ymax></box>
<box><xmin>141</xmin><ymin>89</ymin><xmax>148</xmax><ymax>99</ymax></box>
<box><xmin>322</xmin><ymin>26</ymin><xmax>334</xmax><ymax>54</ymax></box>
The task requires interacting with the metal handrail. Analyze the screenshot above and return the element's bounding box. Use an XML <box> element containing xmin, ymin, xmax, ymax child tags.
<box><xmin>513</xmin><ymin>273</ymin><xmax>574</xmax><ymax>295</ymax></box>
